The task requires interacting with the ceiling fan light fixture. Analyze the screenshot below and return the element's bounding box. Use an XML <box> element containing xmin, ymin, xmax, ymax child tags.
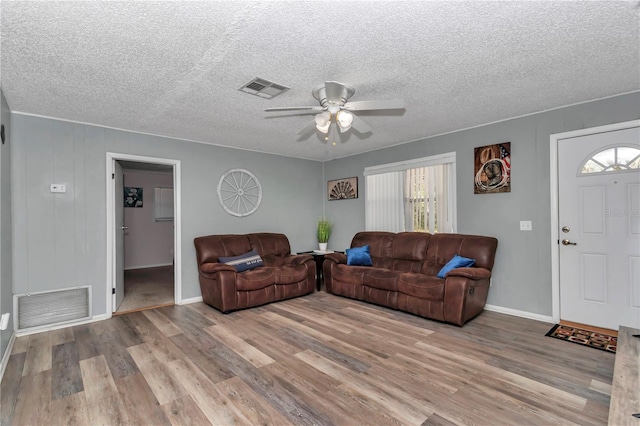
<box><xmin>336</xmin><ymin>110</ymin><xmax>354</xmax><ymax>132</ymax></box>
<box><xmin>314</xmin><ymin>111</ymin><xmax>331</xmax><ymax>133</ymax></box>
<box><xmin>266</xmin><ymin>81</ymin><xmax>405</xmax><ymax>141</ymax></box>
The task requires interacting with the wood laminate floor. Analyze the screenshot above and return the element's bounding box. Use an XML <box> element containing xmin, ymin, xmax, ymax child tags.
<box><xmin>1</xmin><ymin>292</ymin><xmax>614</xmax><ymax>425</ymax></box>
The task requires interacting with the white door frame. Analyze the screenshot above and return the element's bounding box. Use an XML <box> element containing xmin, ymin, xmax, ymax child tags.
<box><xmin>105</xmin><ymin>152</ymin><xmax>182</xmax><ymax>317</ymax></box>
<box><xmin>549</xmin><ymin>119</ymin><xmax>640</xmax><ymax>323</ymax></box>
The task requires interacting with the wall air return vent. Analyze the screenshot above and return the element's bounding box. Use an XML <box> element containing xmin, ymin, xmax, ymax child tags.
<box><xmin>14</xmin><ymin>286</ymin><xmax>91</xmax><ymax>332</ymax></box>
<box><xmin>239</xmin><ymin>77</ymin><xmax>289</xmax><ymax>99</ymax></box>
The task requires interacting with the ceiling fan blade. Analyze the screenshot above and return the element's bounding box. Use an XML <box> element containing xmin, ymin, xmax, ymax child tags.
<box><xmin>350</xmin><ymin>114</ymin><xmax>372</xmax><ymax>133</ymax></box>
<box><xmin>324</xmin><ymin>81</ymin><xmax>348</xmax><ymax>103</ymax></box>
<box><xmin>343</xmin><ymin>99</ymin><xmax>405</xmax><ymax>111</ymax></box>
<box><xmin>265</xmin><ymin>106</ymin><xmax>324</xmax><ymax>112</ymax></box>
<box><xmin>296</xmin><ymin>119</ymin><xmax>317</xmax><ymax>136</ymax></box>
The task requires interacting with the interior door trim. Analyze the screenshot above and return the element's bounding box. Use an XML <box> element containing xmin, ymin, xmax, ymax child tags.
<box><xmin>549</xmin><ymin>119</ymin><xmax>640</xmax><ymax>323</ymax></box>
<box><xmin>105</xmin><ymin>152</ymin><xmax>182</xmax><ymax>318</ymax></box>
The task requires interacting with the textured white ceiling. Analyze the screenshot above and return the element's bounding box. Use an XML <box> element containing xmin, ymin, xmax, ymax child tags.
<box><xmin>1</xmin><ymin>1</ymin><xmax>639</xmax><ymax>161</ymax></box>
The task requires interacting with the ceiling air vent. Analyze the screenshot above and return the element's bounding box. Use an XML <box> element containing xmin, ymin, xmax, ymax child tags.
<box><xmin>239</xmin><ymin>78</ymin><xmax>289</xmax><ymax>99</ymax></box>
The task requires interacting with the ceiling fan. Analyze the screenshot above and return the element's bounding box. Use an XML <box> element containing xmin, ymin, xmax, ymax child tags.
<box><xmin>264</xmin><ymin>81</ymin><xmax>405</xmax><ymax>142</ymax></box>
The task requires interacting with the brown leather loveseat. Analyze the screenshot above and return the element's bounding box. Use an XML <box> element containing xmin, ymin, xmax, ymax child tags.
<box><xmin>323</xmin><ymin>232</ymin><xmax>498</xmax><ymax>326</ymax></box>
<box><xmin>194</xmin><ymin>233</ymin><xmax>315</xmax><ymax>313</ymax></box>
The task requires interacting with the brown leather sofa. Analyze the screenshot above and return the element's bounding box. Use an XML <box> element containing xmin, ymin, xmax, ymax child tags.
<box><xmin>194</xmin><ymin>233</ymin><xmax>315</xmax><ymax>313</ymax></box>
<box><xmin>323</xmin><ymin>232</ymin><xmax>498</xmax><ymax>326</ymax></box>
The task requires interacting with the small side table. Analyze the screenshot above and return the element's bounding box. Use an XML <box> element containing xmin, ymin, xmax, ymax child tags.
<box><xmin>298</xmin><ymin>250</ymin><xmax>338</xmax><ymax>291</ymax></box>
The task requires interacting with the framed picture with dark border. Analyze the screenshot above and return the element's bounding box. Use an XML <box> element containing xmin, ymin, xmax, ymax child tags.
<box><xmin>328</xmin><ymin>177</ymin><xmax>358</xmax><ymax>200</ymax></box>
<box><xmin>474</xmin><ymin>142</ymin><xmax>511</xmax><ymax>194</ymax></box>
<box><xmin>124</xmin><ymin>187</ymin><xmax>143</xmax><ymax>207</ymax></box>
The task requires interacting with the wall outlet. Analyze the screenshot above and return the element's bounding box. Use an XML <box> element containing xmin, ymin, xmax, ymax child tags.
<box><xmin>50</xmin><ymin>184</ymin><xmax>67</xmax><ymax>193</ymax></box>
<box><xmin>520</xmin><ymin>220</ymin><xmax>532</xmax><ymax>231</ymax></box>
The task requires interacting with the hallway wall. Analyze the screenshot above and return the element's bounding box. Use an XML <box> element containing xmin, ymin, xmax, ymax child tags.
<box><xmin>123</xmin><ymin>169</ymin><xmax>174</xmax><ymax>270</ymax></box>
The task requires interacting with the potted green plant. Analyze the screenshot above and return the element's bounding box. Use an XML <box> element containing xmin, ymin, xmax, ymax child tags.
<box><xmin>317</xmin><ymin>217</ymin><xmax>333</xmax><ymax>251</ymax></box>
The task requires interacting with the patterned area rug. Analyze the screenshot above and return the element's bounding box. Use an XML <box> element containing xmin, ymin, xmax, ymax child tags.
<box><xmin>545</xmin><ymin>324</ymin><xmax>617</xmax><ymax>354</ymax></box>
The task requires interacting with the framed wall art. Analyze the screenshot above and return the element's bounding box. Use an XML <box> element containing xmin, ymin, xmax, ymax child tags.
<box><xmin>328</xmin><ymin>177</ymin><xmax>358</xmax><ymax>200</ymax></box>
<box><xmin>474</xmin><ymin>142</ymin><xmax>511</xmax><ymax>194</ymax></box>
<box><xmin>124</xmin><ymin>187</ymin><xmax>143</xmax><ymax>207</ymax></box>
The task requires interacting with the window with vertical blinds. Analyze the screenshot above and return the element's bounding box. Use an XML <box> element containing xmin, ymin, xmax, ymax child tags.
<box><xmin>154</xmin><ymin>187</ymin><xmax>174</xmax><ymax>221</ymax></box>
<box><xmin>364</xmin><ymin>153</ymin><xmax>456</xmax><ymax>233</ymax></box>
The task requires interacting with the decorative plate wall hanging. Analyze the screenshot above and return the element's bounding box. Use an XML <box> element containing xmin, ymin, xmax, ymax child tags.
<box><xmin>328</xmin><ymin>177</ymin><xmax>358</xmax><ymax>200</ymax></box>
<box><xmin>217</xmin><ymin>169</ymin><xmax>262</xmax><ymax>217</ymax></box>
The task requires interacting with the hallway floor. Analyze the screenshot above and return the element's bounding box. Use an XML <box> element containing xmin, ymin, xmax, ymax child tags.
<box><xmin>116</xmin><ymin>265</ymin><xmax>174</xmax><ymax>314</ymax></box>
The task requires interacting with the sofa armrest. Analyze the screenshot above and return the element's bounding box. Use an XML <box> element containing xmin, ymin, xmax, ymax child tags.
<box><xmin>283</xmin><ymin>254</ymin><xmax>314</xmax><ymax>265</ymax></box>
<box><xmin>446</xmin><ymin>267</ymin><xmax>491</xmax><ymax>280</ymax></box>
<box><xmin>443</xmin><ymin>272</ymin><xmax>491</xmax><ymax>326</ymax></box>
<box><xmin>325</xmin><ymin>252</ymin><xmax>347</xmax><ymax>264</ymax></box>
<box><xmin>199</xmin><ymin>262</ymin><xmax>236</xmax><ymax>275</ymax></box>
<box><xmin>322</xmin><ymin>252</ymin><xmax>346</xmax><ymax>294</ymax></box>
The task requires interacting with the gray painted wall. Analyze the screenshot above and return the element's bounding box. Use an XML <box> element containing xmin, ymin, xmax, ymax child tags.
<box><xmin>11</xmin><ymin>114</ymin><xmax>323</xmax><ymax>317</ymax></box>
<box><xmin>8</xmin><ymin>92</ymin><xmax>640</xmax><ymax>323</ymax></box>
<box><xmin>1</xmin><ymin>90</ymin><xmax>14</xmax><ymax>356</ymax></box>
<box><xmin>323</xmin><ymin>92</ymin><xmax>640</xmax><ymax>317</ymax></box>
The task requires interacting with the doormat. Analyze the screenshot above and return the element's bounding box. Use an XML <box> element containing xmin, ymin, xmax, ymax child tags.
<box><xmin>545</xmin><ymin>324</ymin><xmax>617</xmax><ymax>354</ymax></box>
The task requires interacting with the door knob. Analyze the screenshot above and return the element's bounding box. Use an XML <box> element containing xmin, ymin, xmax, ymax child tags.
<box><xmin>561</xmin><ymin>239</ymin><xmax>577</xmax><ymax>246</ymax></box>
<box><xmin>121</xmin><ymin>226</ymin><xmax>129</xmax><ymax>230</ymax></box>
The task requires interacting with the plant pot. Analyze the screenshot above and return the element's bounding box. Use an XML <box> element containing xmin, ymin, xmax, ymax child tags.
<box><xmin>319</xmin><ymin>243</ymin><xmax>328</xmax><ymax>251</ymax></box>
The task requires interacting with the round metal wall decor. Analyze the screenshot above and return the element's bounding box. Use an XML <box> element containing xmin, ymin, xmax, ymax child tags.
<box><xmin>217</xmin><ymin>168</ymin><xmax>262</xmax><ymax>217</ymax></box>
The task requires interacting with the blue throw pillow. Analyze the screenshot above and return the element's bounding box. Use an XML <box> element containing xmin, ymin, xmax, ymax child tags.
<box><xmin>346</xmin><ymin>245</ymin><xmax>373</xmax><ymax>266</ymax></box>
<box><xmin>437</xmin><ymin>254</ymin><xmax>476</xmax><ymax>279</ymax></box>
<box><xmin>219</xmin><ymin>250</ymin><xmax>264</xmax><ymax>272</ymax></box>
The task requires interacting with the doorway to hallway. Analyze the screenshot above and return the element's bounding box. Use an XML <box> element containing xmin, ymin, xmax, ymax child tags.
<box><xmin>106</xmin><ymin>153</ymin><xmax>182</xmax><ymax>316</ymax></box>
<box><xmin>115</xmin><ymin>160</ymin><xmax>176</xmax><ymax>314</ymax></box>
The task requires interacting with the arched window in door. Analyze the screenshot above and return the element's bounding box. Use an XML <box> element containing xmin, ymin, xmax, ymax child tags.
<box><xmin>580</xmin><ymin>145</ymin><xmax>640</xmax><ymax>174</ymax></box>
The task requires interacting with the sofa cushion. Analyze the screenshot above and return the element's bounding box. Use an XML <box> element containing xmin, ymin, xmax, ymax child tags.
<box><xmin>333</xmin><ymin>264</ymin><xmax>368</xmax><ymax>285</ymax></box>
<box><xmin>236</xmin><ymin>267</ymin><xmax>275</xmax><ymax>291</ymax></box>
<box><xmin>247</xmin><ymin>233</ymin><xmax>291</xmax><ymax>257</ymax></box>
<box><xmin>351</xmin><ymin>232</ymin><xmax>394</xmax><ymax>268</ymax></box>
<box><xmin>194</xmin><ymin>234</ymin><xmax>251</xmax><ymax>264</ymax></box>
<box><xmin>391</xmin><ymin>232</ymin><xmax>430</xmax><ymax>261</ymax></box>
<box><xmin>219</xmin><ymin>250</ymin><xmax>264</xmax><ymax>272</ymax></box>
<box><xmin>397</xmin><ymin>273</ymin><xmax>445</xmax><ymax>301</ymax></box>
<box><xmin>436</xmin><ymin>255</ymin><xmax>476</xmax><ymax>279</ymax></box>
<box><xmin>346</xmin><ymin>245</ymin><xmax>373</xmax><ymax>266</ymax></box>
<box><xmin>389</xmin><ymin>232</ymin><xmax>430</xmax><ymax>272</ymax></box>
<box><xmin>275</xmin><ymin>265</ymin><xmax>308</xmax><ymax>284</ymax></box>
<box><xmin>262</xmin><ymin>255</ymin><xmax>286</xmax><ymax>267</ymax></box>
<box><xmin>364</xmin><ymin>268</ymin><xmax>401</xmax><ymax>292</ymax></box>
<box><xmin>423</xmin><ymin>233</ymin><xmax>498</xmax><ymax>275</ymax></box>
<box><xmin>389</xmin><ymin>258</ymin><xmax>424</xmax><ymax>273</ymax></box>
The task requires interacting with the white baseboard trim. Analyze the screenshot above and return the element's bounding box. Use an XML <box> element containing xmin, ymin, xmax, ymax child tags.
<box><xmin>178</xmin><ymin>296</ymin><xmax>203</xmax><ymax>305</ymax></box>
<box><xmin>0</xmin><ymin>332</ymin><xmax>16</xmax><ymax>382</ymax></box>
<box><xmin>484</xmin><ymin>304</ymin><xmax>554</xmax><ymax>324</ymax></box>
<box><xmin>15</xmin><ymin>313</ymin><xmax>110</xmax><ymax>338</ymax></box>
<box><xmin>125</xmin><ymin>263</ymin><xmax>173</xmax><ymax>271</ymax></box>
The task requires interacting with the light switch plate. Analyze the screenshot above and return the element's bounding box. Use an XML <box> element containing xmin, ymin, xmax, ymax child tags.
<box><xmin>50</xmin><ymin>184</ymin><xmax>66</xmax><ymax>193</ymax></box>
<box><xmin>520</xmin><ymin>220</ymin><xmax>532</xmax><ymax>231</ymax></box>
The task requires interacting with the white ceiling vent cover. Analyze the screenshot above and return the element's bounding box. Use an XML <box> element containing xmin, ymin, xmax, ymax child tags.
<box><xmin>14</xmin><ymin>286</ymin><xmax>91</xmax><ymax>331</ymax></box>
<box><xmin>239</xmin><ymin>77</ymin><xmax>289</xmax><ymax>99</ymax></box>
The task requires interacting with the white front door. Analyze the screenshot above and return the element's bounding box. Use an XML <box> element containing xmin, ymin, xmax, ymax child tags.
<box><xmin>113</xmin><ymin>161</ymin><xmax>125</xmax><ymax>312</ymax></box>
<box><xmin>558</xmin><ymin>126</ymin><xmax>640</xmax><ymax>330</ymax></box>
